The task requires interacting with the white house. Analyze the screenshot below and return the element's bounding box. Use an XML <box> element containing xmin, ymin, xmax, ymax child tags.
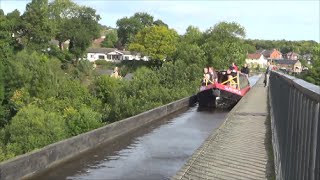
<box><xmin>86</xmin><ymin>48</ymin><xmax>149</xmax><ymax>62</ymax></box>
<box><xmin>121</xmin><ymin>51</ymin><xmax>140</xmax><ymax>60</ymax></box>
<box><xmin>245</xmin><ymin>53</ymin><xmax>268</xmax><ymax>68</ymax></box>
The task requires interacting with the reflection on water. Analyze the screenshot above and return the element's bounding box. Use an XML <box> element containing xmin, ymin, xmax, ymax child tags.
<box><xmin>29</xmin><ymin>108</ymin><xmax>228</xmax><ymax>180</ymax></box>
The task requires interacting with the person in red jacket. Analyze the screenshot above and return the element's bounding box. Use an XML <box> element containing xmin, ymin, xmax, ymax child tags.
<box><xmin>232</xmin><ymin>62</ymin><xmax>239</xmax><ymax>71</ymax></box>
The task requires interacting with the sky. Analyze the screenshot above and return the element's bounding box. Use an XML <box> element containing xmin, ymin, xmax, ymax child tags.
<box><xmin>1</xmin><ymin>0</ymin><xmax>319</xmax><ymax>42</ymax></box>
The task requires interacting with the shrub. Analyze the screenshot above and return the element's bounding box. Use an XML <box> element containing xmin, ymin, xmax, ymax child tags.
<box><xmin>95</xmin><ymin>60</ymin><xmax>109</xmax><ymax>65</ymax></box>
<box><xmin>64</xmin><ymin>106</ymin><xmax>102</xmax><ymax>136</ymax></box>
<box><xmin>5</xmin><ymin>51</ymin><xmax>65</xmax><ymax>99</ymax></box>
<box><xmin>70</xmin><ymin>60</ymin><xmax>94</xmax><ymax>81</ymax></box>
<box><xmin>94</xmin><ymin>60</ymin><xmax>117</xmax><ymax>70</ymax></box>
<box><xmin>4</xmin><ymin>105</ymin><xmax>67</xmax><ymax>156</ymax></box>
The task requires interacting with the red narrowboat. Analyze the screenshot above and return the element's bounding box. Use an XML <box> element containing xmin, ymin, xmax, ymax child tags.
<box><xmin>197</xmin><ymin>71</ymin><xmax>250</xmax><ymax>109</ymax></box>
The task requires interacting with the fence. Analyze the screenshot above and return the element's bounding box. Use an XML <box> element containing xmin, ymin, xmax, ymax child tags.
<box><xmin>269</xmin><ymin>71</ymin><xmax>320</xmax><ymax>180</ymax></box>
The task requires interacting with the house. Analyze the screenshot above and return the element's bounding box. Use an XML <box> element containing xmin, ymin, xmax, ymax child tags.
<box><xmin>86</xmin><ymin>48</ymin><xmax>149</xmax><ymax>62</ymax></box>
<box><xmin>245</xmin><ymin>53</ymin><xmax>268</xmax><ymax>68</ymax></box>
<box><xmin>87</xmin><ymin>48</ymin><xmax>121</xmax><ymax>62</ymax></box>
<box><xmin>273</xmin><ymin>59</ymin><xmax>302</xmax><ymax>73</ymax></box>
<box><xmin>256</xmin><ymin>49</ymin><xmax>283</xmax><ymax>60</ymax></box>
<box><xmin>286</xmin><ymin>52</ymin><xmax>300</xmax><ymax>60</ymax></box>
<box><xmin>302</xmin><ymin>53</ymin><xmax>313</xmax><ymax>65</ymax></box>
<box><xmin>121</xmin><ymin>50</ymin><xmax>141</xmax><ymax>60</ymax></box>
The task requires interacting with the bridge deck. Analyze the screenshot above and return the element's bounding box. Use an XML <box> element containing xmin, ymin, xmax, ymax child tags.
<box><xmin>172</xmin><ymin>77</ymin><xmax>273</xmax><ymax>180</ymax></box>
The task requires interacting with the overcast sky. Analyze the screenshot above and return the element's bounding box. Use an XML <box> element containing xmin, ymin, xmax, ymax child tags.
<box><xmin>1</xmin><ymin>0</ymin><xmax>319</xmax><ymax>42</ymax></box>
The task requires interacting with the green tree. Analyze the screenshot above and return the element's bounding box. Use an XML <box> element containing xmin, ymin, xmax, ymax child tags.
<box><xmin>49</xmin><ymin>0</ymin><xmax>78</xmax><ymax>50</ymax></box>
<box><xmin>132</xmin><ymin>12</ymin><xmax>154</xmax><ymax>27</ymax></box>
<box><xmin>182</xmin><ymin>26</ymin><xmax>203</xmax><ymax>45</ymax></box>
<box><xmin>4</xmin><ymin>105</ymin><xmax>67</xmax><ymax>156</ymax></box>
<box><xmin>116</xmin><ymin>17</ymin><xmax>143</xmax><ymax>47</ymax></box>
<box><xmin>48</xmin><ymin>0</ymin><xmax>101</xmax><ymax>61</ymax></box>
<box><xmin>129</xmin><ymin>26</ymin><xmax>179</xmax><ymax>61</ymax></box>
<box><xmin>64</xmin><ymin>106</ymin><xmax>102</xmax><ymax>136</ymax></box>
<box><xmin>0</xmin><ymin>9</ymin><xmax>22</xmax><ymax>51</ymax></box>
<box><xmin>244</xmin><ymin>43</ymin><xmax>256</xmax><ymax>53</ymax></box>
<box><xmin>101</xmin><ymin>29</ymin><xmax>118</xmax><ymax>48</ymax></box>
<box><xmin>202</xmin><ymin>22</ymin><xmax>247</xmax><ymax>69</ymax></box>
<box><xmin>153</xmin><ymin>19</ymin><xmax>168</xmax><ymax>28</ymax></box>
<box><xmin>5</xmin><ymin>51</ymin><xmax>64</xmax><ymax>100</ymax></box>
<box><xmin>0</xmin><ymin>60</ymin><xmax>4</xmax><ymax>126</ymax></box>
<box><xmin>67</xmin><ymin>6</ymin><xmax>101</xmax><ymax>61</ymax></box>
<box><xmin>174</xmin><ymin>43</ymin><xmax>206</xmax><ymax>67</ymax></box>
<box><xmin>21</xmin><ymin>0</ymin><xmax>54</xmax><ymax>50</ymax></box>
<box><xmin>116</xmin><ymin>12</ymin><xmax>164</xmax><ymax>47</ymax></box>
<box><xmin>304</xmin><ymin>44</ymin><xmax>320</xmax><ymax>85</ymax></box>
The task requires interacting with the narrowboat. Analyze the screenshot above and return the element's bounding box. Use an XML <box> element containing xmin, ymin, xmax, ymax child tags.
<box><xmin>197</xmin><ymin>71</ymin><xmax>250</xmax><ymax>109</ymax></box>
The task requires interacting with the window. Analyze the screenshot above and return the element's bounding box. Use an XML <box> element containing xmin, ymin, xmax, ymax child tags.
<box><xmin>98</xmin><ymin>55</ymin><xmax>105</xmax><ymax>59</ymax></box>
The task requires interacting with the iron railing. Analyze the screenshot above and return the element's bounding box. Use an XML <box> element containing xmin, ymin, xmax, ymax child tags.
<box><xmin>269</xmin><ymin>71</ymin><xmax>320</xmax><ymax>180</ymax></box>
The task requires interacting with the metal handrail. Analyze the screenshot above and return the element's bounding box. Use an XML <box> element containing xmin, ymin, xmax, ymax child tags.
<box><xmin>269</xmin><ymin>70</ymin><xmax>320</xmax><ymax>180</ymax></box>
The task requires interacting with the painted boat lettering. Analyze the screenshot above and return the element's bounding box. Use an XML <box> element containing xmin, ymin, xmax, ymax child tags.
<box><xmin>224</xmin><ymin>86</ymin><xmax>241</xmax><ymax>95</ymax></box>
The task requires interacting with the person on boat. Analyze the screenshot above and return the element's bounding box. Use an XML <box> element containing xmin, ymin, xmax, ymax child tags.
<box><xmin>208</xmin><ymin>67</ymin><xmax>218</xmax><ymax>83</ymax></box>
<box><xmin>232</xmin><ymin>62</ymin><xmax>239</xmax><ymax>72</ymax></box>
<box><xmin>201</xmin><ymin>67</ymin><xmax>212</xmax><ymax>86</ymax></box>
<box><xmin>226</xmin><ymin>68</ymin><xmax>237</xmax><ymax>88</ymax></box>
<box><xmin>203</xmin><ymin>67</ymin><xmax>208</xmax><ymax>75</ymax></box>
<box><xmin>241</xmin><ymin>63</ymin><xmax>250</xmax><ymax>77</ymax></box>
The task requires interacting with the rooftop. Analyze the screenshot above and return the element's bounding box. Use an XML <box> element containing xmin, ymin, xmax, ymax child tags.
<box><xmin>247</xmin><ymin>53</ymin><xmax>262</xmax><ymax>59</ymax></box>
<box><xmin>274</xmin><ymin>59</ymin><xmax>299</xmax><ymax>65</ymax></box>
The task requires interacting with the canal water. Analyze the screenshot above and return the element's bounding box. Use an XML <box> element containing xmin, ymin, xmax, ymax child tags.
<box><xmin>28</xmin><ymin>75</ymin><xmax>261</xmax><ymax>180</ymax></box>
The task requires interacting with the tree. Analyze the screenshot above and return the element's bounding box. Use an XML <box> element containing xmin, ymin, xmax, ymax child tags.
<box><xmin>48</xmin><ymin>0</ymin><xmax>101</xmax><ymax>60</ymax></box>
<box><xmin>66</xmin><ymin>6</ymin><xmax>101</xmax><ymax>61</ymax></box>
<box><xmin>153</xmin><ymin>19</ymin><xmax>168</xmax><ymax>28</ymax></box>
<box><xmin>129</xmin><ymin>26</ymin><xmax>179</xmax><ymax>61</ymax></box>
<box><xmin>4</xmin><ymin>105</ymin><xmax>67</xmax><ymax>156</ymax></box>
<box><xmin>174</xmin><ymin>43</ymin><xmax>206</xmax><ymax>67</ymax></box>
<box><xmin>0</xmin><ymin>60</ymin><xmax>4</xmax><ymax>126</ymax></box>
<box><xmin>182</xmin><ymin>26</ymin><xmax>203</xmax><ymax>45</ymax></box>
<box><xmin>304</xmin><ymin>44</ymin><xmax>320</xmax><ymax>85</ymax></box>
<box><xmin>116</xmin><ymin>12</ymin><xmax>168</xmax><ymax>47</ymax></box>
<box><xmin>4</xmin><ymin>51</ymin><xmax>65</xmax><ymax>101</ymax></box>
<box><xmin>101</xmin><ymin>29</ymin><xmax>118</xmax><ymax>48</ymax></box>
<box><xmin>0</xmin><ymin>9</ymin><xmax>22</xmax><ymax>51</ymax></box>
<box><xmin>49</xmin><ymin>0</ymin><xmax>78</xmax><ymax>50</ymax></box>
<box><xmin>21</xmin><ymin>0</ymin><xmax>54</xmax><ymax>50</ymax></box>
<box><xmin>116</xmin><ymin>17</ymin><xmax>144</xmax><ymax>47</ymax></box>
<box><xmin>132</xmin><ymin>12</ymin><xmax>154</xmax><ymax>27</ymax></box>
<box><xmin>202</xmin><ymin>22</ymin><xmax>247</xmax><ymax>69</ymax></box>
<box><xmin>244</xmin><ymin>43</ymin><xmax>256</xmax><ymax>53</ymax></box>
<box><xmin>64</xmin><ymin>106</ymin><xmax>102</xmax><ymax>136</ymax></box>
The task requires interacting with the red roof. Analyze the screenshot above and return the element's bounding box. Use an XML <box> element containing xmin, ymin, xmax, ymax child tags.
<box><xmin>247</xmin><ymin>53</ymin><xmax>261</xmax><ymax>59</ymax></box>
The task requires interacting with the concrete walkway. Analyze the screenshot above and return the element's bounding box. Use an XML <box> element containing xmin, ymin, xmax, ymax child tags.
<box><xmin>172</xmin><ymin>77</ymin><xmax>273</xmax><ymax>180</ymax></box>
